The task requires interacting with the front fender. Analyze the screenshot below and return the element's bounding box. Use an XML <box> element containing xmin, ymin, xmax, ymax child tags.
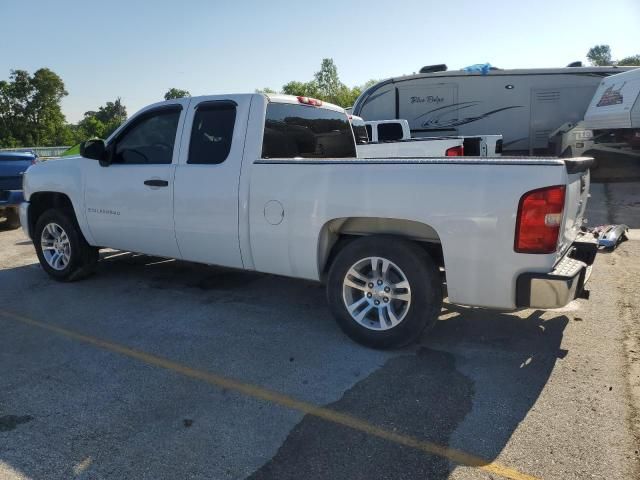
<box><xmin>22</xmin><ymin>158</ymin><xmax>95</xmax><ymax>246</ymax></box>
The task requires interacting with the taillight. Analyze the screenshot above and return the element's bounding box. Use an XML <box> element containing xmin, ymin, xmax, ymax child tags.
<box><xmin>514</xmin><ymin>185</ymin><xmax>566</xmax><ymax>253</ymax></box>
<box><xmin>297</xmin><ymin>96</ymin><xmax>323</xmax><ymax>107</ymax></box>
<box><xmin>445</xmin><ymin>145</ymin><xmax>464</xmax><ymax>156</ymax></box>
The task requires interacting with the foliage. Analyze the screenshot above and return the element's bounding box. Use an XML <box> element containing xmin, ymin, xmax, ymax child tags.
<box><xmin>281</xmin><ymin>80</ymin><xmax>319</xmax><ymax>98</ymax></box>
<box><xmin>164</xmin><ymin>88</ymin><xmax>191</xmax><ymax>100</ymax></box>
<box><xmin>618</xmin><ymin>55</ymin><xmax>640</xmax><ymax>66</ymax></box>
<box><xmin>267</xmin><ymin>58</ymin><xmax>376</xmax><ymax>108</ymax></box>
<box><xmin>0</xmin><ymin>68</ymin><xmax>68</xmax><ymax>147</ymax></box>
<box><xmin>255</xmin><ymin>87</ymin><xmax>277</xmax><ymax>94</ymax></box>
<box><xmin>587</xmin><ymin>45</ymin><xmax>612</xmax><ymax>66</ymax></box>
<box><xmin>77</xmin><ymin>98</ymin><xmax>128</xmax><ymax>140</ymax></box>
<box><xmin>586</xmin><ymin>45</ymin><xmax>640</xmax><ymax>67</ymax></box>
<box><xmin>62</xmin><ymin>143</ymin><xmax>81</xmax><ymax>156</ymax></box>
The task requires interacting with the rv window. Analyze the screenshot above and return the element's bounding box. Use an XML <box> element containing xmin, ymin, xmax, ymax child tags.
<box><xmin>262</xmin><ymin>104</ymin><xmax>356</xmax><ymax>158</ymax></box>
<box><xmin>377</xmin><ymin>122</ymin><xmax>404</xmax><ymax>142</ymax></box>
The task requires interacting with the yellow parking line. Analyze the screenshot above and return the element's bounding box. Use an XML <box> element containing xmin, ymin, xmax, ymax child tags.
<box><xmin>0</xmin><ymin>309</ymin><xmax>539</xmax><ymax>480</ymax></box>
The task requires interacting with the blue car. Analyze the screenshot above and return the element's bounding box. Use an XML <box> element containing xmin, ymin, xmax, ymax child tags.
<box><xmin>0</xmin><ymin>151</ymin><xmax>36</xmax><ymax>229</ymax></box>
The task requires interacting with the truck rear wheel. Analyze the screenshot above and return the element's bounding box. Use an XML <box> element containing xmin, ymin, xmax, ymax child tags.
<box><xmin>33</xmin><ymin>209</ymin><xmax>98</xmax><ymax>282</ymax></box>
<box><xmin>327</xmin><ymin>235</ymin><xmax>442</xmax><ymax>349</ymax></box>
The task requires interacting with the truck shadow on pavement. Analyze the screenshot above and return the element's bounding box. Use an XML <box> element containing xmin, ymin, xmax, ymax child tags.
<box><xmin>248</xmin><ymin>303</ymin><xmax>568</xmax><ymax>479</ymax></box>
<box><xmin>0</xmin><ymin>252</ymin><xmax>569</xmax><ymax>480</ymax></box>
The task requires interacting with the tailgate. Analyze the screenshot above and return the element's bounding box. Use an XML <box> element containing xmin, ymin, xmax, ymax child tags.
<box><xmin>557</xmin><ymin>157</ymin><xmax>594</xmax><ymax>257</ymax></box>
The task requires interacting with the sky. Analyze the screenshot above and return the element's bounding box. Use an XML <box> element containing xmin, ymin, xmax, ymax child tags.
<box><xmin>1</xmin><ymin>0</ymin><xmax>639</xmax><ymax>123</ymax></box>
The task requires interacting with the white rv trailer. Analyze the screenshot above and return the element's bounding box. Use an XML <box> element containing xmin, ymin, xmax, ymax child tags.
<box><xmin>584</xmin><ymin>67</ymin><xmax>640</xmax><ymax>131</ymax></box>
<box><xmin>554</xmin><ymin>68</ymin><xmax>640</xmax><ymax>178</ymax></box>
<box><xmin>352</xmin><ymin>65</ymin><xmax>635</xmax><ymax>155</ymax></box>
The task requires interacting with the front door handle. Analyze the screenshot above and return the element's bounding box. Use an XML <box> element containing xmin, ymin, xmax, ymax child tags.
<box><xmin>144</xmin><ymin>179</ymin><xmax>169</xmax><ymax>187</ymax></box>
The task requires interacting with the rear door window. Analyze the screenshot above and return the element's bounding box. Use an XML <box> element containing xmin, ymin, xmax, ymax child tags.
<box><xmin>262</xmin><ymin>103</ymin><xmax>356</xmax><ymax>158</ymax></box>
<box><xmin>188</xmin><ymin>101</ymin><xmax>237</xmax><ymax>164</ymax></box>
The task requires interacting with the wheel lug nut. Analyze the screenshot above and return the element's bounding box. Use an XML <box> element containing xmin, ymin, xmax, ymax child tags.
<box><xmin>374</xmin><ymin>300</ymin><xmax>380</xmax><ymax>305</ymax></box>
<box><xmin>367</xmin><ymin>293</ymin><xmax>372</xmax><ymax>298</ymax></box>
<box><xmin>368</xmin><ymin>283</ymin><xmax>374</xmax><ymax>288</ymax></box>
<box><xmin>377</xmin><ymin>280</ymin><xmax>383</xmax><ymax>285</ymax></box>
<box><xmin>384</xmin><ymin>287</ymin><xmax>390</xmax><ymax>293</ymax></box>
<box><xmin>383</xmin><ymin>297</ymin><xmax>389</xmax><ymax>303</ymax></box>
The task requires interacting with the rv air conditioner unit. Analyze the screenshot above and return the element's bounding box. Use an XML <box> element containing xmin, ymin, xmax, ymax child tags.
<box><xmin>419</xmin><ymin>64</ymin><xmax>447</xmax><ymax>74</ymax></box>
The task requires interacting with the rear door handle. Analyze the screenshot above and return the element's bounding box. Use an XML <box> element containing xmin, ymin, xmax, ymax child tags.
<box><xmin>144</xmin><ymin>179</ymin><xmax>169</xmax><ymax>187</ymax></box>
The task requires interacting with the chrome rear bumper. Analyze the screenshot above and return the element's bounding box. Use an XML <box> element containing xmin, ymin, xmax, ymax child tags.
<box><xmin>516</xmin><ymin>234</ymin><xmax>597</xmax><ymax>309</ymax></box>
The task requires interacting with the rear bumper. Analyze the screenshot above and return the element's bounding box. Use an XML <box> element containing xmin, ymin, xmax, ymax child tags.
<box><xmin>516</xmin><ymin>234</ymin><xmax>597</xmax><ymax>309</ymax></box>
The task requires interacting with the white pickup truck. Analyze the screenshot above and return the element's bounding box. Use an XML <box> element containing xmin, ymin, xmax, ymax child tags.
<box><xmin>362</xmin><ymin>118</ymin><xmax>503</xmax><ymax>157</ymax></box>
<box><xmin>351</xmin><ymin>116</ymin><xmax>466</xmax><ymax>157</ymax></box>
<box><xmin>21</xmin><ymin>93</ymin><xmax>597</xmax><ymax>348</ymax></box>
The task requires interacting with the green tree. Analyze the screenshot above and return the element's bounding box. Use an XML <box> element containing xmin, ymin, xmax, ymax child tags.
<box><xmin>0</xmin><ymin>80</ymin><xmax>15</xmax><ymax>147</ymax></box>
<box><xmin>77</xmin><ymin>98</ymin><xmax>128</xmax><ymax>140</ymax></box>
<box><xmin>28</xmin><ymin>68</ymin><xmax>68</xmax><ymax>145</ymax></box>
<box><xmin>94</xmin><ymin>97</ymin><xmax>127</xmax><ymax>125</ymax></box>
<box><xmin>276</xmin><ymin>59</ymin><xmax>376</xmax><ymax>108</ymax></box>
<box><xmin>0</xmin><ymin>68</ymin><xmax>68</xmax><ymax>146</ymax></box>
<box><xmin>586</xmin><ymin>45</ymin><xmax>640</xmax><ymax>67</ymax></box>
<box><xmin>281</xmin><ymin>80</ymin><xmax>319</xmax><ymax>98</ymax></box>
<box><xmin>164</xmin><ymin>88</ymin><xmax>191</xmax><ymax>100</ymax></box>
<box><xmin>587</xmin><ymin>45</ymin><xmax>613</xmax><ymax>66</ymax></box>
<box><xmin>314</xmin><ymin>58</ymin><xmax>341</xmax><ymax>101</ymax></box>
<box><xmin>255</xmin><ymin>87</ymin><xmax>277</xmax><ymax>94</ymax></box>
<box><xmin>618</xmin><ymin>55</ymin><xmax>640</xmax><ymax>66</ymax></box>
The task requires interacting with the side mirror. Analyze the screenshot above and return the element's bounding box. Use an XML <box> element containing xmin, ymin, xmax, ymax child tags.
<box><xmin>80</xmin><ymin>139</ymin><xmax>110</xmax><ymax>166</ymax></box>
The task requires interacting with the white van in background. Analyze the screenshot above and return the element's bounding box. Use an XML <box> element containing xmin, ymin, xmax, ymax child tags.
<box><xmin>362</xmin><ymin>119</ymin><xmax>502</xmax><ymax>157</ymax></box>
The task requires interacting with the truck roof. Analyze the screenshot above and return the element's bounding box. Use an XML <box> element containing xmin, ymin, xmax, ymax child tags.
<box><xmin>144</xmin><ymin>93</ymin><xmax>346</xmax><ymax>114</ymax></box>
<box><xmin>263</xmin><ymin>93</ymin><xmax>345</xmax><ymax>113</ymax></box>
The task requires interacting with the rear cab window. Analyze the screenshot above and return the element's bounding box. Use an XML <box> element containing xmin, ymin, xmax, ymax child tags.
<box><xmin>262</xmin><ymin>103</ymin><xmax>356</xmax><ymax>158</ymax></box>
<box><xmin>377</xmin><ymin>122</ymin><xmax>404</xmax><ymax>142</ymax></box>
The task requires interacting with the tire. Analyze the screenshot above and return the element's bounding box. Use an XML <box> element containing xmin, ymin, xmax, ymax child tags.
<box><xmin>327</xmin><ymin>235</ymin><xmax>443</xmax><ymax>349</ymax></box>
<box><xmin>33</xmin><ymin>209</ymin><xmax>99</xmax><ymax>282</ymax></box>
<box><xmin>4</xmin><ymin>209</ymin><xmax>21</xmax><ymax>230</ymax></box>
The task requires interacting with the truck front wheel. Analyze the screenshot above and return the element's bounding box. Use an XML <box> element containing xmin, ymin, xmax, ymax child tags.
<box><xmin>33</xmin><ymin>209</ymin><xmax>98</xmax><ymax>282</ymax></box>
<box><xmin>327</xmin><ymin>236</ymin><xmax>443</xmax><ymax>349</ymax></box>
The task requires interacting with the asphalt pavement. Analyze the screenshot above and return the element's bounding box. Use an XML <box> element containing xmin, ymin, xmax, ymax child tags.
<box><xmin>0</xmin><ymin>184</ymin><xmax>638</xmax><ymax>480</ymax></box>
